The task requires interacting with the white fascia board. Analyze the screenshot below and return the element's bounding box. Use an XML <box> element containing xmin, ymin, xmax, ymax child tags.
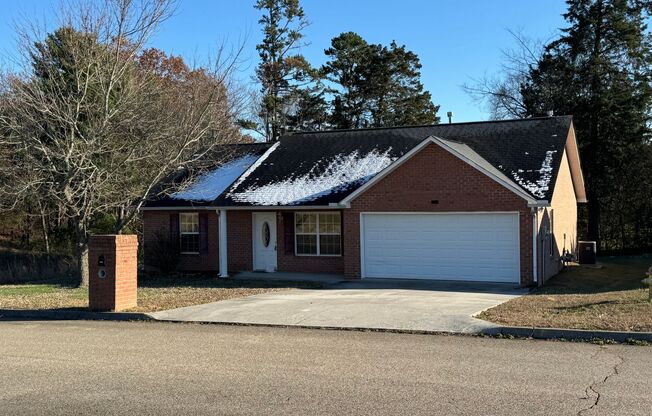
<box><xmin>527</xmin><ymin>200</ymin><xmax>551</xmax><ymax>208</ymax></box>
<box><xmin>140</xmin><ymin>206</ymin><xmax>219</xmax><ymax>211</ymax></box>
<box><xmin>213</xmin><ymin>205</ymin><xmax>340</xmax><ymax>210</ymax></box>
<box><xmin>340</xmin><ymin>136</ymin><xmax>545</xmax><ymax>206</ymax></box>
<box><xmin>141</xmin><ymin>205</ymin><xmax>342</xmax><ymax>211</ymax></box>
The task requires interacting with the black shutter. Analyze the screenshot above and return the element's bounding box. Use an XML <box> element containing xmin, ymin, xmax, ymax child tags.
<box><xmin>199</xmin><ymin>212</ymin><xmax>208</xmax><ymax>254</ymax></box>
<box><xmin>169</xmin><ymin>213</ymin><xmax>180</xmax><ymax>250</ymax></box>
<box><xmin>339</xmin><ymin>211</ymin><xmax>343</xmax><ymax>256</ymax></box>
<box><xmin>283</xmin><ymin>212</ymin><xmax>295</xmax><ymax>255</ymax></box>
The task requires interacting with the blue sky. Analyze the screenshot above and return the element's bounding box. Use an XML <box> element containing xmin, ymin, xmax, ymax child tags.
<box><xmin>0</xmin><ymin>0</ymin><xmax>569</xmax><ymax>121</ymax></box>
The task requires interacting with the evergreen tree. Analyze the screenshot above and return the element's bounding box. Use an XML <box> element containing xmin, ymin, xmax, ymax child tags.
<box><xmin>369</xmin><ymin>41</ymin><xmax>439</xmax><ymax>127</ymax></box>
<box><xmin>254</xmin><ymin>0</ymin><xmax>313</xmax><ymax>141</ymax></box>
<box><xmin>284</xmin><ymin>84</ymin><xmax>328</xmax><ymax>132</ymax></box>
<box><xmin>323</xmin><ymin>32</ymin><xmax>439</xmax><ymax>129</ymax></box>
<box><xmin>521</xmin><ymin>0</ymin><xmax>652</xmax><ymax>250</ymax></box>
<box><xmin>322</xmin><ymin>32</ymin><xmax>372</xmax><ymax>129</ymax></box>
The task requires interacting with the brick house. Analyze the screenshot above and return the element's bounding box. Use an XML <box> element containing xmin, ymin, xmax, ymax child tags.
<box><xmin>142</xmin><ymin>116</ymin><xmax>586</xmax><ymax>286</ymax></box>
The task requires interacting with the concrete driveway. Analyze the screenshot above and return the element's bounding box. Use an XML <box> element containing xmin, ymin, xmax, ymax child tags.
<box><xmin>152</xmin><ymin>279</ymin><xmax>526</xmax><ymax>334</ymax></box>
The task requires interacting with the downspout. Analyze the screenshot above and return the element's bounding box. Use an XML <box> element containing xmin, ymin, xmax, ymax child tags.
<box><xmin>218</xmin><ymin>209</ymin><xmax>228</xmax><ymax>278</ymax></box>
<box><xmin>532</xmin><ymin>208</ymin><xmax>538</xmax><ymax>285</ymax></box>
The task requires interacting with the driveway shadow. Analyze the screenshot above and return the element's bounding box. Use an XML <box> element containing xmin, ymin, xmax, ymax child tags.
<box><xmin>331</xmin><ymin>278</ymin><xmax>526</xmax><ymax>296</ymax></box>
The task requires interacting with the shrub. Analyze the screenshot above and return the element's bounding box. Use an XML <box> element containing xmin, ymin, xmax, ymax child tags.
<box><xmin>147</xmin><ymin>232</ymin><xmax>180</xmax><ymax>273</ymax></box>
<box><xmin>0</xmin><ymin>250</ymin><xmax>75</xmax><ymax>284</ymax></box>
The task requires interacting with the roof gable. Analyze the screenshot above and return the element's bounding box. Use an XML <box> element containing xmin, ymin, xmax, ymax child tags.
<box><xmin>341</xmin><ymin>136</ymin><xmax>540</xmax><ymax>206</ymax></box>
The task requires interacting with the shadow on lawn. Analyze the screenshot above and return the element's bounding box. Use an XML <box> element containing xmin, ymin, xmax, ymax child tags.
<box><xmin>552</xmin><ymin>300</ymin><xmax>621</xmax><ymax>312</ymax></box>
<box><xmin>531</xmin><ymin>254</ymin><xmax>651</xmax><ymax>296</ymax></box>
<box><xmin>137</xmin><ymin>273</ymin><xmax>324</xmax><ymax>291</ymax></box>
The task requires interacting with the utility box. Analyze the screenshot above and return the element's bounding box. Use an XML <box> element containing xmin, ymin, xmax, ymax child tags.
<box><xmin>578</xmin><ymin>241</ymin><xmax>597</xmax><ymax>265</ymax></box>
<box><xmin>88</xmin><ymin>235</ymin><xmax>138</xmax><ymax>311</ymax></box>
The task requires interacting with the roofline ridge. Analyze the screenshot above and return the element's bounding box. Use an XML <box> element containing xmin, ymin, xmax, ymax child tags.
<box><xmin>283</xmin><ymin>115</ymin><xmax>573</xmax><ymax>137</ymax></box>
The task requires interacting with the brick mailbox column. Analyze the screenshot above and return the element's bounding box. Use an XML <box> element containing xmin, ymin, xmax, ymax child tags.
<box><xmin>88</xmin><ymin>235</ymin><xmax>138</xmax><ymax>311</ymax></box>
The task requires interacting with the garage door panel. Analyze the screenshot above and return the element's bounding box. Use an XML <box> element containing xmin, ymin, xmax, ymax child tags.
<box><xmin>362</xmin><ymin>213</ymin><xmax>520</xmax><ymax>283</ymax></box>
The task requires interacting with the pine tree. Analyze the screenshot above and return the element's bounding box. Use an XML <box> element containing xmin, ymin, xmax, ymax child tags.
<box><xmin>254</xmin><ymin>0</ymin><xmax>313</xmax><ymax>141</ymax></box>
<box><xmin>521</xmin><ymin>0</ymin><xmax>652</xmax><ymax>250</ymax></box>
<box><xmin>322</xmin><ymin>32</ymin><xmax>439</xmax><ymax>129</ymax></box>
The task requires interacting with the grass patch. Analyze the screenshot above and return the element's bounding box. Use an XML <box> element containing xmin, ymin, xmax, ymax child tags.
<box><xmin>478</xmin><ymin>255</ymin><xmax>652</xmax><ymax>332</ymax></box>
<box><xmin>131</xmin><ymin>274</ymin><xmax>321</xmax><ymax>312</ymax></box>
<box><xmin>0</xmin><ymin>274</ymin><xmax>322</xmax><ymax>312</ymax></box>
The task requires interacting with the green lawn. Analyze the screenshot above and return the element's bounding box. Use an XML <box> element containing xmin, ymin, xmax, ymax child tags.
<box><xmin>478</xmin><ymin>255</ymin><xmax>652</xmax><ymax>332</ymax></box>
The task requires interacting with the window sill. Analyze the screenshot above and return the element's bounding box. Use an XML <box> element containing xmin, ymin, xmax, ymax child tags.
<box><xmin>180</xmin><ymin>252</ymin><xmax>200</xmax><ymax>255</ymax></box>
<box><xmin>295</xmin><ymin>254</ymin><xmax>342</xmax><ymax>258</ymax></box>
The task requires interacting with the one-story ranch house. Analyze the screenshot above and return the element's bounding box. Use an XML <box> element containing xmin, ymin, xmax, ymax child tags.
<box><xmin>142</xmin><ymin>116</ymin><xmax>586</xmax><ymax>287</ymax></box>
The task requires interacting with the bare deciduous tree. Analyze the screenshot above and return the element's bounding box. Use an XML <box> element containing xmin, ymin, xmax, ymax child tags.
<box><xmin>462</xmin><ymin>29</ymin><xmax>547</xmax><ymax>120</ymax></box>
<box><xmin>0</xmin><ymin>0</ymin><xmax>246</xmax><ymax>286</ymax></box>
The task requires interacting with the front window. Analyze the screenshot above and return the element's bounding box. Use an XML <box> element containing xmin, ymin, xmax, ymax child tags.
<box><xmin>295</xmin><ymin>212</ymin><xmax>341</xmax><ymax>256</ymax></box>
<box><xmin>179</xmin><ymin>213</ymin><xmax>199</xmax><ymax>254</ymax></box>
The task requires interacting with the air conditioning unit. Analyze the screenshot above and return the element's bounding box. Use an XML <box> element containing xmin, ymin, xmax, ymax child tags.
<box><xmin>578</xmin><ymin>241</ymin><xmax>596</xmax><ymax>265</ymax></box>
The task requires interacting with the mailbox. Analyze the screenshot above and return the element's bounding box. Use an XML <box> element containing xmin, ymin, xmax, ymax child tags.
<box><xmin>88</xmin><ymin>235</ymin><xmax>138</xmax><ymax>311</ymax></box>
<box><xmin>97</xmin><ymin>254</ymin><xmax>106</xmax><ymax>278</ymax></box>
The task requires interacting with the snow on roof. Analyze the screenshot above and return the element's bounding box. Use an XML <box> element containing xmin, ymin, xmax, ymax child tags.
<box><xmin>171</xmin><ymin>154</ymin><xmax>261</xmax><ymax>202</ymax></box>
<box><xmin>509</xmin><ymin>150</ymin><xmax>557</xmax><ymax>199</ymax></box>
<box><xmin>226</xmin><ymin>142</ymin><xmax>280</xmax><ymax>193</ymax></box>
<box><xmin>227</xmin><ymin>148</ymin><xmax>397</xmax><ymax>205</ymax></box>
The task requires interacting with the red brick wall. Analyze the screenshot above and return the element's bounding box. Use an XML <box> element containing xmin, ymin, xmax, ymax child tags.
<box><xmin>142</xmin><ymin>210</ymin><xmax>219</xmax><ymax>272</ymax></box>
<box><xmin>227</xmin><ymin>210</ymin><xmax>252</xmax><ymax>272</ymax></box>
<box><xmin>343</xmin><ymin>143</ymin><xmax>534</xmax><ymax>285</ymax></box>
<box><xmin>88</xmin><ymin>234</ymin><xmax>138</xmax><ymax>311</ymax></box>
<box><xmin>142</xmin><ymin>142</ymin><xmax>535</xmax><ymax>284</ymax></box>
<box><xmin>144</xmin><ymin>209</ymin><xmax>343</xmax><ymax>274</ymax></box>
<box><xmin>225</xmin><ymin>210</ymin><xmax>344</xmax><ymax>274</ymax></box>
<box><xmin>277</xmin><ymin>211</ymin><xmax>344</xmax><ymax>274</ymax></box>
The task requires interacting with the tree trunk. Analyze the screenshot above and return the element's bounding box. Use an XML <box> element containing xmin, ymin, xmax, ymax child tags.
<box><xmin>38</xmin><ymin>202</ymin><xmax>50</xmax><ymax>254</ymax></box>
<box><xmin>587</xmin><ymin>192</ymin><xmax>601</xmax><ymax>251</ymax></box>
<box><xmin>77</xmin><ymin>244</ymin><xmax>89</xmax><ymax>288</ymax></box>
<box><xmin>586</xmin><ymin>0</ymin><xmax>604</xmax><ymax>252</ymax></box>
<box><xmin>74</xmin><ymin>220</ymin><xmax>90</xmax><ymax>287</ymax></box>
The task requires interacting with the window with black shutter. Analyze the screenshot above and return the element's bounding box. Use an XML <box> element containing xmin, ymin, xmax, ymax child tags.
<box><xmin>179</xmin><ymin>213</ymin><xmax>200</xmax><ymax>254</ymax></box>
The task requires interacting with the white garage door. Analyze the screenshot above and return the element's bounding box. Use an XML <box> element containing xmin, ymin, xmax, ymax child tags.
<box><xmin>361</xmin><ymin>213</ymin><xmax>520</xmax><ymax>283</ymax></box>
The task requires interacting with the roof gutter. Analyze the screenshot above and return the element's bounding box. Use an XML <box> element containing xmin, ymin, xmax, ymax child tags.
<box><xmin>527</xmin><ymin>200</ymin><xmax>550</xmax><ymax>208</ymax></box>
<box><xmin>140</xmin><ymin>206</ymin><xmax>218</xmax><ymax>211</ymax></box>
<box><xmin>140</xmin><ymin>205</ymin><xmax>343</xmax><ymax>211</ymax></box>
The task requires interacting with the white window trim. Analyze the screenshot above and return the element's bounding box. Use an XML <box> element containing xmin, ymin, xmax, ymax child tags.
<box><xmin>294</xmin><ymin>212</ymin><xmax>342</xmax><ymax>257</ymax></box>
<box><xmin>179</xmin><ymin>212</ymin><xmax>200</xmax><ymax>255</ymax></box>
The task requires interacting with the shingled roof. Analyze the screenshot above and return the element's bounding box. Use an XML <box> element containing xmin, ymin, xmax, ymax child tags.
<box><xmin>146</xmin><ymin>116</ymin><xmax>574</xmax><ymax>208</ymax></box>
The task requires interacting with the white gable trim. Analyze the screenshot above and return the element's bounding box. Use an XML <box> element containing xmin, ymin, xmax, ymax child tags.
<box><xmin>565</xmin><ymin>123</ymin><xmax>587</xmax><ymax>203</ymax></box>
<box><xmin>339</xmin><ymin>136</ymin><xmax>545</xmax><ymax>207</ymax></box>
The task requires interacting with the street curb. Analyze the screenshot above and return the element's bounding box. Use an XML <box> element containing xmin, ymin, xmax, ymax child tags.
<box><xmin>0</xmin><ymin>309</ymin><xmax>154</xmax><ymax>322</ymax></box>
<box><xmin>482</xmin><ymin>325</ymin><xmax>652</xmax><ymax>343</ymax></box>
<box><xmin>149</xmin><ymin>317</ymin><xmax>484</xmax><ymax>337</ymax></box>
<box><xmin>3</xmin><ymin>308</ymin><xmax>651</xmax><ymax>344</ymax></box>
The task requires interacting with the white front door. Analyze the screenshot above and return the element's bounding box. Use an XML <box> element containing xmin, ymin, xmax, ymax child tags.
<box><xmin>253</xmin><ymin>212</ymin><xmax>277</xmax><ymax>272</ymax></box>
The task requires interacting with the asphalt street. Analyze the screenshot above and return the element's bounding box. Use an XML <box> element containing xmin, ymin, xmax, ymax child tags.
<box><xmin>0</xmin><ymin>320</ymin><xmax>650</xmax><ymax>415</ymax></box>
